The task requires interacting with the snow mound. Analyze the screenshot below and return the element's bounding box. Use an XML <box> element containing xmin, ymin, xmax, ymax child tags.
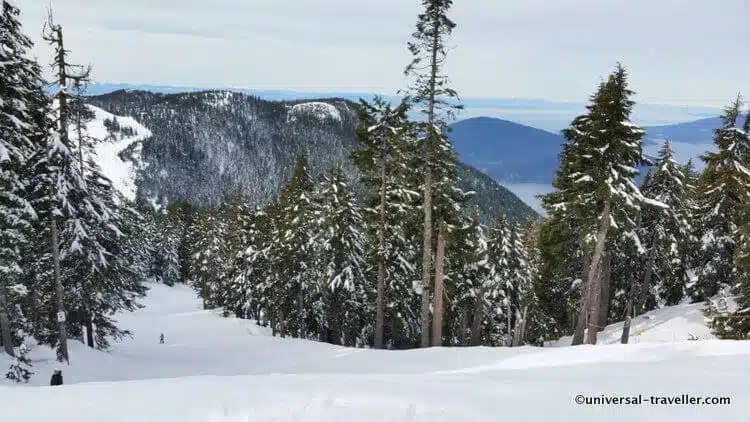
<box><xmin>288</xmin><ymin>102</ymin><xmax>342</xmax><ymax>122</ymax></box>
<box><xmin>83</xmin><ymin>105</ymin><xmax>151</xmax><ymax>201</ymax></box>
<box><xmin>2</xmin><ymin>284</ymin><xmax>748</xmax><ymax>421</ymax></box>
<box><xmin>548</xmin><ymin>301</ymin><xmax>716</xmax><ymax>347</ymax></box>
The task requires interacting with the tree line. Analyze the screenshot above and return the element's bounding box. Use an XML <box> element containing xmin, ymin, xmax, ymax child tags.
<box><xmin>1</xmin><ymin>0</ymin><xmax>749</xmax><ymax>384</ymax></box>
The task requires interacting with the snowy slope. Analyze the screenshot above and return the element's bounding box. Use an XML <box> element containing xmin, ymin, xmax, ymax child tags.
<box><xmin>83</xmin><ymin>105</ymin><xmax>152</xmax><ymax>200</ymax></box>
<box><xmin>288</xmin><ymin>101</ymin><xmax>342</xmax><ymax>122</ymax></box>
<box><xmin>548</xmin><ymin>301</ymin><xmax>716</xmax><ymax>346</ymax></box>
<box><xmin>1</xmin><ymin>283</ymin><xmax>748</xmax><ymax>421</ymax></box>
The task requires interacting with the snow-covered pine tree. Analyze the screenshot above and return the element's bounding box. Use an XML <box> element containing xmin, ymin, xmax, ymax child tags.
<box><xmin>221</xmin><ymin>186</ymin><xmax>256</xmax><ymax>318</ymax></box>
<box><xmin>351</xmin><ymin>96</ymin><xmax>420</xmax><ymax>348</ymax></box>
<box><xmin>484</xmin><ymin>211</ymin><xmax>515</xmax><ymax>345</ymax></box>
<box><xmin>265</xmin><ymin>155</ymin><xmax>318</xmax><ymax>338</ymax></box>
<box><xmin>693</xmin><ymin>97</ymin><xmax>750</xmax><ymax>302</ymax></box>
<box><xmin>538</xmin><ymin>114</ymin><xmax>600</xmax><ymax>337</ymax></box>
<box><xmin>558</xmin><ymin>64</ymin><xmax>654</xmax><ymax>345</ymax></box>
<box><xmin>636</xmin><ymin>141</ymin><xmax>693</xmax><ymax>310</ymax></box>
<box><xmin>450</xmin><ymin>207</ymin><xmax>495</xmax><ymax>346</ymax></box>
<box><xmin>39</xmin><ymin>15</ymin><xmax>147</xmax><ymax>352</ymax></box>
<box><xmin>171</xmin><ymin>201</ymin><xmax>197</xmax><ymax>283</ymax></box>
<box><xmin>709</xmin><ymin>202</ymin><xmax>750</xmax><ymax>339</ymax></box>
<box><xmin>228</xmin><ymin>205</ymin><xmax>272</xmax><ymax>322</ymax></box>
<box><xmin>153</xmin><ymin>207</ymin><xmax>182</xmax><ymax>286</ymax></box>
<box><xmin>312</xmin><ymin>168</ymin><xmax>367</xmax><ymax>346</ymax></box>
<box><xmin>5</xmin><ymin>343</ymin><xmax>32</xmax><ymax>383</ymax></box>
<box><xmin>189</xmin><ymin>205</ymin><xmax>228</xmax><ymax>309</ymax></box>
<box><xmin>517</xmin><ymin>222</ymin><xmax>551</xmax><ymax>346</ymax></box>
<box><xmin>0</xmin><ymin>0</ymin><xmax>42</xmax><ymax>357</ymax></box>
<box><xmin>403</xmin><ymin>0</ymin><xmax>465</xmax><ymax>347</ymax></box>
<box><xmin>506</xmin><ymin>224</ymin><xmax>533</xmax><ymax>346</ymax></box>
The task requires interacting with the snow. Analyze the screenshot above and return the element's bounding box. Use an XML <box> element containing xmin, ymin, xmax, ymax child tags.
<box><xmin>548</xmin><ymin>301</ymin><xmax>717</xmax><ymax>346</ymax></box>
<box><xmin>1</xmin><ymin>283</ymin><xmax>748</xmax><ymax>421</ymax></box>
<box><xmin>288</xmin><ymin>102</ymin><xmax>342</xmax><ymax>122</ymax></box>
<box><xmin>83</xmin><ymin>105</ymin><xmax>152</xmax><ymax>201</ymax></box>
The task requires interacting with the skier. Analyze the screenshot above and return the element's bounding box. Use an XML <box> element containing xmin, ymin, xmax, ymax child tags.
<box><xmin>50</xmin><ymin>369</ymin><xmax>63</xmax><ymax>386</ymax></box>
<box><xmin>159</xmin><ymin>333</ymin><xmax>165</xmax><ymax>344</ymax></box>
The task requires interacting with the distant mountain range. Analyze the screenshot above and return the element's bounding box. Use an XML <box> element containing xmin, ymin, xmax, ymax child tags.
<box><xmin>73</xmin><ymin>83</ymin><xmax>739</xmax><ymax>215</ymax></box>
<box><xmin>447</xmin><ymin>114</ymin><xmax>741</xmax><ymax>186</ymax></box>
<box><xmin>86</xmin><ymin>90</ymin><xmax>538</xmax><ymax>224</ymax></box>
<box><xmin>74</xmin><ymin>83</ymin><xmax>722</xmax><ymax>132</ymax></box>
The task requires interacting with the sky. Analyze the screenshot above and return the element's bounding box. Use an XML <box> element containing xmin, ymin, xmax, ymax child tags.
<box><xmin>14</xmin><ymin>0</ymin><xmax>749</xmax><ymax>108</ymax></box>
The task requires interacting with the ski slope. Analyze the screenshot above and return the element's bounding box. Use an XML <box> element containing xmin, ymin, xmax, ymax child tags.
<box><xmin>84</xmin><ymin>105</ymin><xmax>151</xmax><ymax>201</ymax></box>
<box><xmin>1</xmin><ymin>282</ymin><xmax>748</xmax><ymax>421</ymax></box>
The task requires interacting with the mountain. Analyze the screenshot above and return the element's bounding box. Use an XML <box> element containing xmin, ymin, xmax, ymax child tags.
<box><xmin>86</xmin><ymin>90</ymin><xmax>537</xmax><ymax>223</ymax></box>
<box><xmin>448</xmin><ymin>117</ymin><xmax>565</xmax><ymax>184</ymax></box>
<box><xmin>448</xmin><ymin>114</ymin><xmax>741</xmax><ymax>188</ymax></box>
<box><xmin>643</xmin><ymin>114</ymin><xmax>747</xmax><ymax>145</ymax></box>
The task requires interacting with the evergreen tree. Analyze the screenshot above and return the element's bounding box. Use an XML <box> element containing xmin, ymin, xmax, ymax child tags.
<box><xmin>451</xmin><ymin>207</ymin><xmax>495</xmax><ymax>346</ymax></box>
<box><xmin>637</xmin><ymin>142</ymin><xmax>694</xmax><ymax>309</ymax></box>
<box><xmin>542</xmin><ymin>64</ymin><xmax>654</xmax><ymax>345</ymax></box>
<box><xmin>227</xmin><ymin>204</ymin><xmax>271</xmax><ymax>322</ymax></box>
<box><xmin>403</xmin><ymin>0</ymin><xmax>465</xmax><ymax>347</ymax></box>
<box><xmin>313</xmin><ymin>168</ymin><xmax>367</xmax><ymax>346</ymax></box>
<box><xmin>266</xmin><ymin>155</ymin><xmax>318</xmax><ymax>338</ymax></box>
<box><xmin>221</xmin><ymin>186</ymin><xmax>256</xmax><ymax>318</ymax></box>
<box><xmin>189</xmin><ymin>206</ymin><xmax>228</xmax><ymax>309</ymax></box>
<box><xmin>153</xmin><ymin>208</ymin><xmax>182</xmax><ymax>286</ymax></box>
<box><xmin>693</xmin><ymin>97</ymin><xmax>750</xmax><ymax>301</ymax></box>
<box><xmin>351</xmin><ymin>96</ymin><xmax>419</xmax><ymax>348</ymax></box>
<box><xmin>35</xmin><ymin>15</ymin><xmax>147</xmax><ymax>353</ymax></box>
<box><xmin>0</xmin><ymin>0</ymin><xmax>42</xmax><ymax>357</ymax></box>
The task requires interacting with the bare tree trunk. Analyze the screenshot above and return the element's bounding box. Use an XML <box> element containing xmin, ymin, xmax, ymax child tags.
<box><xmin>419</xmin><ymin>167</ymin><xmax>433</xmax><ymax>348</ymax></box>
<box><xmin>572</xmin><ymin>251</ymin><xmax>593</xmax><ymax>345</ymax></box>
<box><xmin>638</xmin><ymin>241</ymin><xmax>658</xmax><ymax>315</ymax></box>
<box><xmin>85</xmin><ymin>316</ymin><xmax>95</xmax><ymax>348</ymax></box>
<box><xmin>598</xmin><ymin>251</ymin><xmax>611</xmax><ymax>332</ymax></box>
<box><xmin>506</xmin><ymin>302</ymin><xmax>513</xmax><ymax>346</ymax></box>
<box><xmin>374</xmin><ymin>151</ymin><xmax>388</xmax><ymax>349</ymax></box>
<box><xmin>52</xmin><ymin>216</ymin><xmax>69</xmax><ymax>363</ymax></box>
<box><xmin>297</xmin><ymin>289</ymin><xmax>305</xmax><ymax>339</ymax></box>
<box><xmin>419</xmin><ymin>15</ymin><xmax>443</xmax><ymax>349</ymax></box>
<box><xmin>622</xmin><ymin>243</ymin><xmax>656</xmax><ymax>343</ymax></box>
<box><xmin>431</xmin><ymin>223</ymin><xmax>446</xmax><ymax>347</ymax></box>
<box><xmin>459</xmin><ymin>309</ymin><xmax>469</xmax><ymax>346</ymax></box>
<box><xmin>517</xmin><ymin>306</ymin><xmax>529</xmax><ymax>346</ymax></box>
<box><xmin>470</xmin><ymin>295</ymin><xmax>484</xmax><ymax>346</ymax></box>
<box><xmin>0</xmin><ymin>281</ymin><xmax>15</xmax><ymax>356</ymax></box>
<box><xmin>585</xmin><ymin>201</ymin><xmax>612</xmax><ymax>345</ymax></box>
<box><xmin>512</xmin><ymin>306</ymin><xmax>528</xmax><ymax>347</ymax></box>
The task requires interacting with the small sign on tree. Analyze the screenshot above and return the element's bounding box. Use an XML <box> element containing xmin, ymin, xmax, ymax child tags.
<box><xmin>56</xmin><ymin>311</ymin><xmax>66</xmax><ymax>323</ymax></box>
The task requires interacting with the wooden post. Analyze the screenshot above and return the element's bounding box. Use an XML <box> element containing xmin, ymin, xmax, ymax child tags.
<box><xmin>431</xmin><ymin>222</ymin><xmax>446</xmax><ymax>347</ymax></box>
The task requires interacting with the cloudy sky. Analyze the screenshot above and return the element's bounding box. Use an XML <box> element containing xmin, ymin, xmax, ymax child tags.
<box><xmin>14</xmin><ymin>0</ymin><xmax>749</xmax><ymax>107</ymax></box>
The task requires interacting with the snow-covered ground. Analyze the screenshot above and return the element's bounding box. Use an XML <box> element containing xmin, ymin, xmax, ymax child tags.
<box><xmin>85</xmin><ymin>105</ymin><xmax>152</xmax><ymax>201</ymax></box>
<box><xmin>1</xmin><ymin>283</ymin><xmax>747</xmax><ymax>421</ymax></box>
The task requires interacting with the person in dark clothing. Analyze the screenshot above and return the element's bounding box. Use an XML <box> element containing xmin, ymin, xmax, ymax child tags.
<box><xmin>50</xmin><ymin>369</ymin><xmax>63</xmax><ymax>386</ymax></box>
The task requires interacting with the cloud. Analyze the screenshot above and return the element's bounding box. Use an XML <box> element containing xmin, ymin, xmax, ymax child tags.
<box><xmin>13</xmin><ymin>0</ymin><xmax>750</xmax><ymax>106</ymax></box>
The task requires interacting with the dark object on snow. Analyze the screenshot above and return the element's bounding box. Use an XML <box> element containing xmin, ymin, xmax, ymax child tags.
<box><xmin>159</xmin><ymin>333</ymin><xmax>165</xmax><ymax>344</ymax></box>
<box><xmin>50</xmin><ymin>369</ymin><xmax>63</xmax><ymax>386</ymax></box>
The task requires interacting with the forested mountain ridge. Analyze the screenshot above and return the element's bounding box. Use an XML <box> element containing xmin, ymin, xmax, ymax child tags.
<box><xmin>87</xmin><ymin>89</ymin><xmax>537</xmax><ymax>222</ymax></box>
